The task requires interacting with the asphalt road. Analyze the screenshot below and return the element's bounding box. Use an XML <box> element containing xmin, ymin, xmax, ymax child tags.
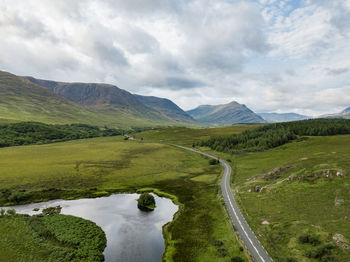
<box><xmin>175</xmin><ymin>145</ymin><xmax>273</xmax><ymax>262</ymax></box>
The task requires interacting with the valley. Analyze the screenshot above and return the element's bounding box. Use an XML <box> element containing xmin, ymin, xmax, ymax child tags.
<box><xmin>1</xmin><ymin>69</ymin><xmax>350</xmax><ymax>261</ymax></box>
<box><xmin>0</xmin><ymin>135</ymin><xmax>247</xmax><ymax>262</ymax></box>
<box><xmin>135</xmin><ymin>124</ymin><xmax>350</xmax><ymax>262</ymax></box>
<box><xmin>2</xmin><ymin>1</ymin><xmax>350</xmax><ymax>261</ymax></box>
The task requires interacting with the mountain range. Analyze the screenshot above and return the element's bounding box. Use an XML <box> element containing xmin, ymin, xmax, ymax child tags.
<box><xmin>186</xmin><ymin>101</ymin><xmax>266</xmax><ymax>125</ymax></box>
<box><xmin>0</xmin><ymin>70</ymin><xmax>197</xmax><ymax>128</ymax></box>
<box><xmin>258</xmin><ymin>112</ymin><xmax>310</xmax><ymax>122</ymax></box>
<box><xmin>320</xmin><ymin>107</ymin><xmax>350</xmax><ymax>119</ymax></box>
<box><xmin>1</xmin><ymin>70</ymin><xmax>349</xmax><ymax>128</ymax></box>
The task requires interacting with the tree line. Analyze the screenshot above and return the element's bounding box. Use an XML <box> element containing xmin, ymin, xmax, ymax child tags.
<box><xmin>0</xmin><ymin>122</ymin><xmax>124</xmax><ymax>148</ymax></box>
<box><xmin>199</xmin><ymin>119</ymin><xmax>350</xmax><ymax>153</ymax></box>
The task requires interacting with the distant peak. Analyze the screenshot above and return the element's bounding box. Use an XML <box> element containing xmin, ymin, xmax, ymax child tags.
<box><xmin>342</xmin><ymin>107</ymin><xmax>350</xmax><ymax>113</ymax></box>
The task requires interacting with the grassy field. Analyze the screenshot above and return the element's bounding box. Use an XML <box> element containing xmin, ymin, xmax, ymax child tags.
<box><xmin>227</xmin><ymin>135</ymin><xmax>350</xmax><ymax>261</ymax></box>
<box><xmin>0</xmin><ymin>213</ymin><xmax>106</xmax><ymax>261</ymax></box>
<box><xmin>135</xmin><ymin>127</ymin><xmax>350</xmax><ymax>261</ymax></box>
<box><xmin>132</xmin><ymin>125</ymin><xmax>259</xmax><ymax>146</ymax></box>
<box><xmin>0</xmin><ymin>136</ymin><xmax>246</xmax><ymax>262</ymax></box>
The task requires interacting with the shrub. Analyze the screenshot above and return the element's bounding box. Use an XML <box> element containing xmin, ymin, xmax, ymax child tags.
<box><xmin>209</xmin><ymin>158</ymin><xmax>219</xmax><ymax>165</ymax></box>
<box><xmin>306</xmin><ymin>244</ymin><xmax>335</xmax><ymax>260</ymax></box>
<box><xmin>231</xmin><ymin>257</ymin><xmax>244</xmax><ymax>262</ymax></box>
<box><xmin>137</xmin><ymin>193</ymin><xmax>156</xmax><ymax>211</ymax></box>
<box><xmin>42</xmin><ymin>206</ymin><xmax>62</xmax><ymax>215</ymax></box>
<box><xmin>6</xmin><ymin>209</ymin><xmax>16</xmax><ymax>215</ymax></box>
<box><xmin>298</xmin><ymin>234</ymin><xmax>321</xmax><ymax>245</ymax></box>
<box><xmin>8</xmin><ymin>191</ymin><xmax>29</xmax><ymax>203</ymax></box>
<box><xmin>212</xmin><ymin>240</ymin><xmax>224</xmax><ymax>247</ymax></box>
<box><xmin>217</xmin><ymin>248</ymin><xmax>227</xmax><ymax>257</ymax></box>
<box><xmin>0</xmin><ymin>208</ymin><xmax>5</xmax><ymax>216</ymax></box>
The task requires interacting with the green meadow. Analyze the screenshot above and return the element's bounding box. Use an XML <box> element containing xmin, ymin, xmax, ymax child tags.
<box><xmin>229</xmin><ymin>135</ymin><xmax>350</xmax><ymax>261</ymax></box>
<box><xmin>135</xmin><ymin>127</ymin><xmax>350</xmax><ymax>261</ymax></box>
<box><xmin>0</xmin><ymin>136</ymin><xmax>246</xmax><ymax>262</ymax></box>
<box><xmin>133</xmin><ymin>125</ymin><xmax>259</xmax><ymax>146</ymax></box>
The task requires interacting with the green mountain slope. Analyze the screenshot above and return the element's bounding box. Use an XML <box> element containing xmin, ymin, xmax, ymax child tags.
<box><xmin>258</xmin><ymin>112</ymin><xmax>310</xmax><ymax>122</ymax></box>
<box><xmin>187</xmin><ymin>101</ymin><xmax>266</xmax><ymax>126</ymax></box>
<box><xmin>25</xmin><ymin>76</ymin><xmax>199</xmax><ymax>127</ymax></box>
<box><xmin>134</xmin><ymin>95</ymin><xmax>197</xmax><ymax>124</ymax></box>
<box><xmin>0</xmin><ymin>71</ymin><xmax>193</xmax><ymax>128</ymax></box>
<box><xmin>0</xmin><ymin>71</ymin><xmax>102</xmax><ymax>125</ymax></box>
<box><xmin>24</xmin><ymin>77</ymin><xmax>172</xmax><ymax>120</ymax></box>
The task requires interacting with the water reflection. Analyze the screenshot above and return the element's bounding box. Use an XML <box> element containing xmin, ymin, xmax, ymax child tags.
<box><xmin>5</xmin><ymin>193</ymin><xmax>178</xmax><ymax>262</ymax></box>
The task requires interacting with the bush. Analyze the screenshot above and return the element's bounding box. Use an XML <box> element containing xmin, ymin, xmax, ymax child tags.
<box><xmin>209</xmin><ymin>158</ymin><xmax>219</xmax><ymax>165</ymax></box>
<box><xmin>8</xmin><ymin>191</ymin><xmax>30</xmax><ymax>203</ymax></box>
<box><xmin>137</xmin><ymin>193</ymin><xmax>156</xmax><ymax>211</ymax></box>
<box><xmin>231</xmin><ymin>257</ymin><xmax>244</xmax><ymax>262</ymax></box>
<box><xmin>0</xmin><ymin>208</ymin><xmax>5</xmax><ymax>216</ymax></box>
<box><xmin>42</xmin><ymin>206</ymin><xmax>62</xmax><ymax>215</ymax></box>
<box><xmin>298</xmin><ymin>234</ymin><xmax>321</xmax><ymax>245</ymax></box>
<box><xmin>6</xmin><ymin>209</ymin><xmax>16</xmax><ymax>215</ymax></box>
<box><xmin>212</xmin><ymin>240</ymin><xmax>224</xmax><ymax>247</ymax></box>
<box><xmin>306</xmin><ymin>244</ymin><xmax>335</xmax><ymax>260</ymax></box>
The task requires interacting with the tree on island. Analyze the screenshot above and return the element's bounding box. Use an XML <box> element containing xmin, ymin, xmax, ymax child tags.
<box><xmin>137</xmin><ymin>193</ymin><xmax>156</xmax><ymax>211</ymax></box>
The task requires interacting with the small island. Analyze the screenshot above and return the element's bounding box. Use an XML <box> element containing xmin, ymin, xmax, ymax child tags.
<box><xmin>137</xmin><ymin>193</ymin><xmax>156</xmax><ymax>211</ymax></box>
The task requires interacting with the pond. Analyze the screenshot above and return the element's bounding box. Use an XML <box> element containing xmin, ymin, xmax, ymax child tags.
<box><xmin>4</xmin><ymin>193</ymin><xmax>178</xmax><ymax>262</ymax></box>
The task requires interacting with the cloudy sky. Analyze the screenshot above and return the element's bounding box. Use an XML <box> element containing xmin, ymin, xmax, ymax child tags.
<box><xmin>1</xmin><ymin>0</ymin><xmax>350</xmax><ymax>115</ymax></box>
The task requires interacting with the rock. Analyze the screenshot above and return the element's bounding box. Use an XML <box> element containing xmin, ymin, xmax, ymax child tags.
<box><xmin>333</xmin><ymin>233</ymin><xmax>350</xmax><ymax>250</ymax></box>
<box><xmin>254</xmin><ymin>186</ymin><xmax>261</xmax><ymax>192</ymax></box>
<box><xmin>262</xmin><ymin>220</ymin><xmax>270</xmax><ymax>225</ymax></box>
<box><xmin>336</xmin><ymin>171</ymin><xmax>344</xmax><ymax>177</ymax></box>
<box><xmin>334</xmin><ymin>198</ymin><xmax>344</xmax><ymax>206</ymax></box>
<box><xmin>247</xmin><ymin>189</ymin><xmax>251</xmax><ymax>193</ymax></box>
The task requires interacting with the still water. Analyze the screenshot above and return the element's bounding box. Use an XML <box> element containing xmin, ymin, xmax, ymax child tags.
<box><xmin>5</xmin><ymin>193</ymin><xmax>178</xmax><ymax>262</ymax></box>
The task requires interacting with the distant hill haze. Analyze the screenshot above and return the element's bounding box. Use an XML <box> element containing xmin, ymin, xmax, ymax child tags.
<box><xmin>258</xmin><ymin>112</ymin><xmax>310</xmax><ymax>122</ymax></box>
<box><xmin>186</xmin><ymin>101</ymin><xmax>266</xmax><ymax>126</ymax></box>
<box><xmin>319</xmin><ymin>107</ymin><xmax>350</xmax><ymax>119</ymax></box>
<box><xmin>341</xmin><ymin>107</ymin><xmax>350</xmax><ymax>118</ymax></box>
<box><xmin>0</xmin><ymin>70</ymin><xmax>197</xmax><ymax>128</ymax></box>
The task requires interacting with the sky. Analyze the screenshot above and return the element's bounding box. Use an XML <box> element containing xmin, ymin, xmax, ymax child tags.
<box><xmin>0</xmin><ymin>0</ymin><xmax>350</xmax><ymax>116</ymax></box>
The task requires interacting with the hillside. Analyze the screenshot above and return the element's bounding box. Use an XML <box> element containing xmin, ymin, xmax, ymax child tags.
<box><xmin>25</xmin><ymin>77</ymin><xmax>172</xmax><ymax>119</ymax></box>
<box><xmin>258</xmin><ymin>112</ymin><xmax>310</xmax><ymax>122</ymax></box>
<box><xmin>187</xmin><ymin>101</ymin><xmax>266</xmax><ymax>126</ymax></box>
<box><xmin>0</xmin><ymin>70</ymin><xmax>197</xmax><ymax>128</ymax></box>
<box><xmin>134</xmin><ymin>95</ymin><xmax>196</xmax><ymax>124</ymax></box>
<box><xmin>25</xmin><ymin>76</ymin><xmax>199</xmax><ymax>128</ymax></box>
<box><xmin>0</xmin><ymin>71</ymin><xmax>103</xmax><ymax>125</ymax></box>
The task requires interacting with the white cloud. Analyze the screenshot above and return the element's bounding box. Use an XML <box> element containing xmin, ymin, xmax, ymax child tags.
<box><xmin>0</xmin><ymin>0</ymin><xmax>349</xmax><ymax>115</ymax></box>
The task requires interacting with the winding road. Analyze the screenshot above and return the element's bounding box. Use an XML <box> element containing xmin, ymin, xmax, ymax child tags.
<box><xmin>175</xmin><ymin>145</ymin><xmax>273</xmax><ymax>262</ymax></box>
